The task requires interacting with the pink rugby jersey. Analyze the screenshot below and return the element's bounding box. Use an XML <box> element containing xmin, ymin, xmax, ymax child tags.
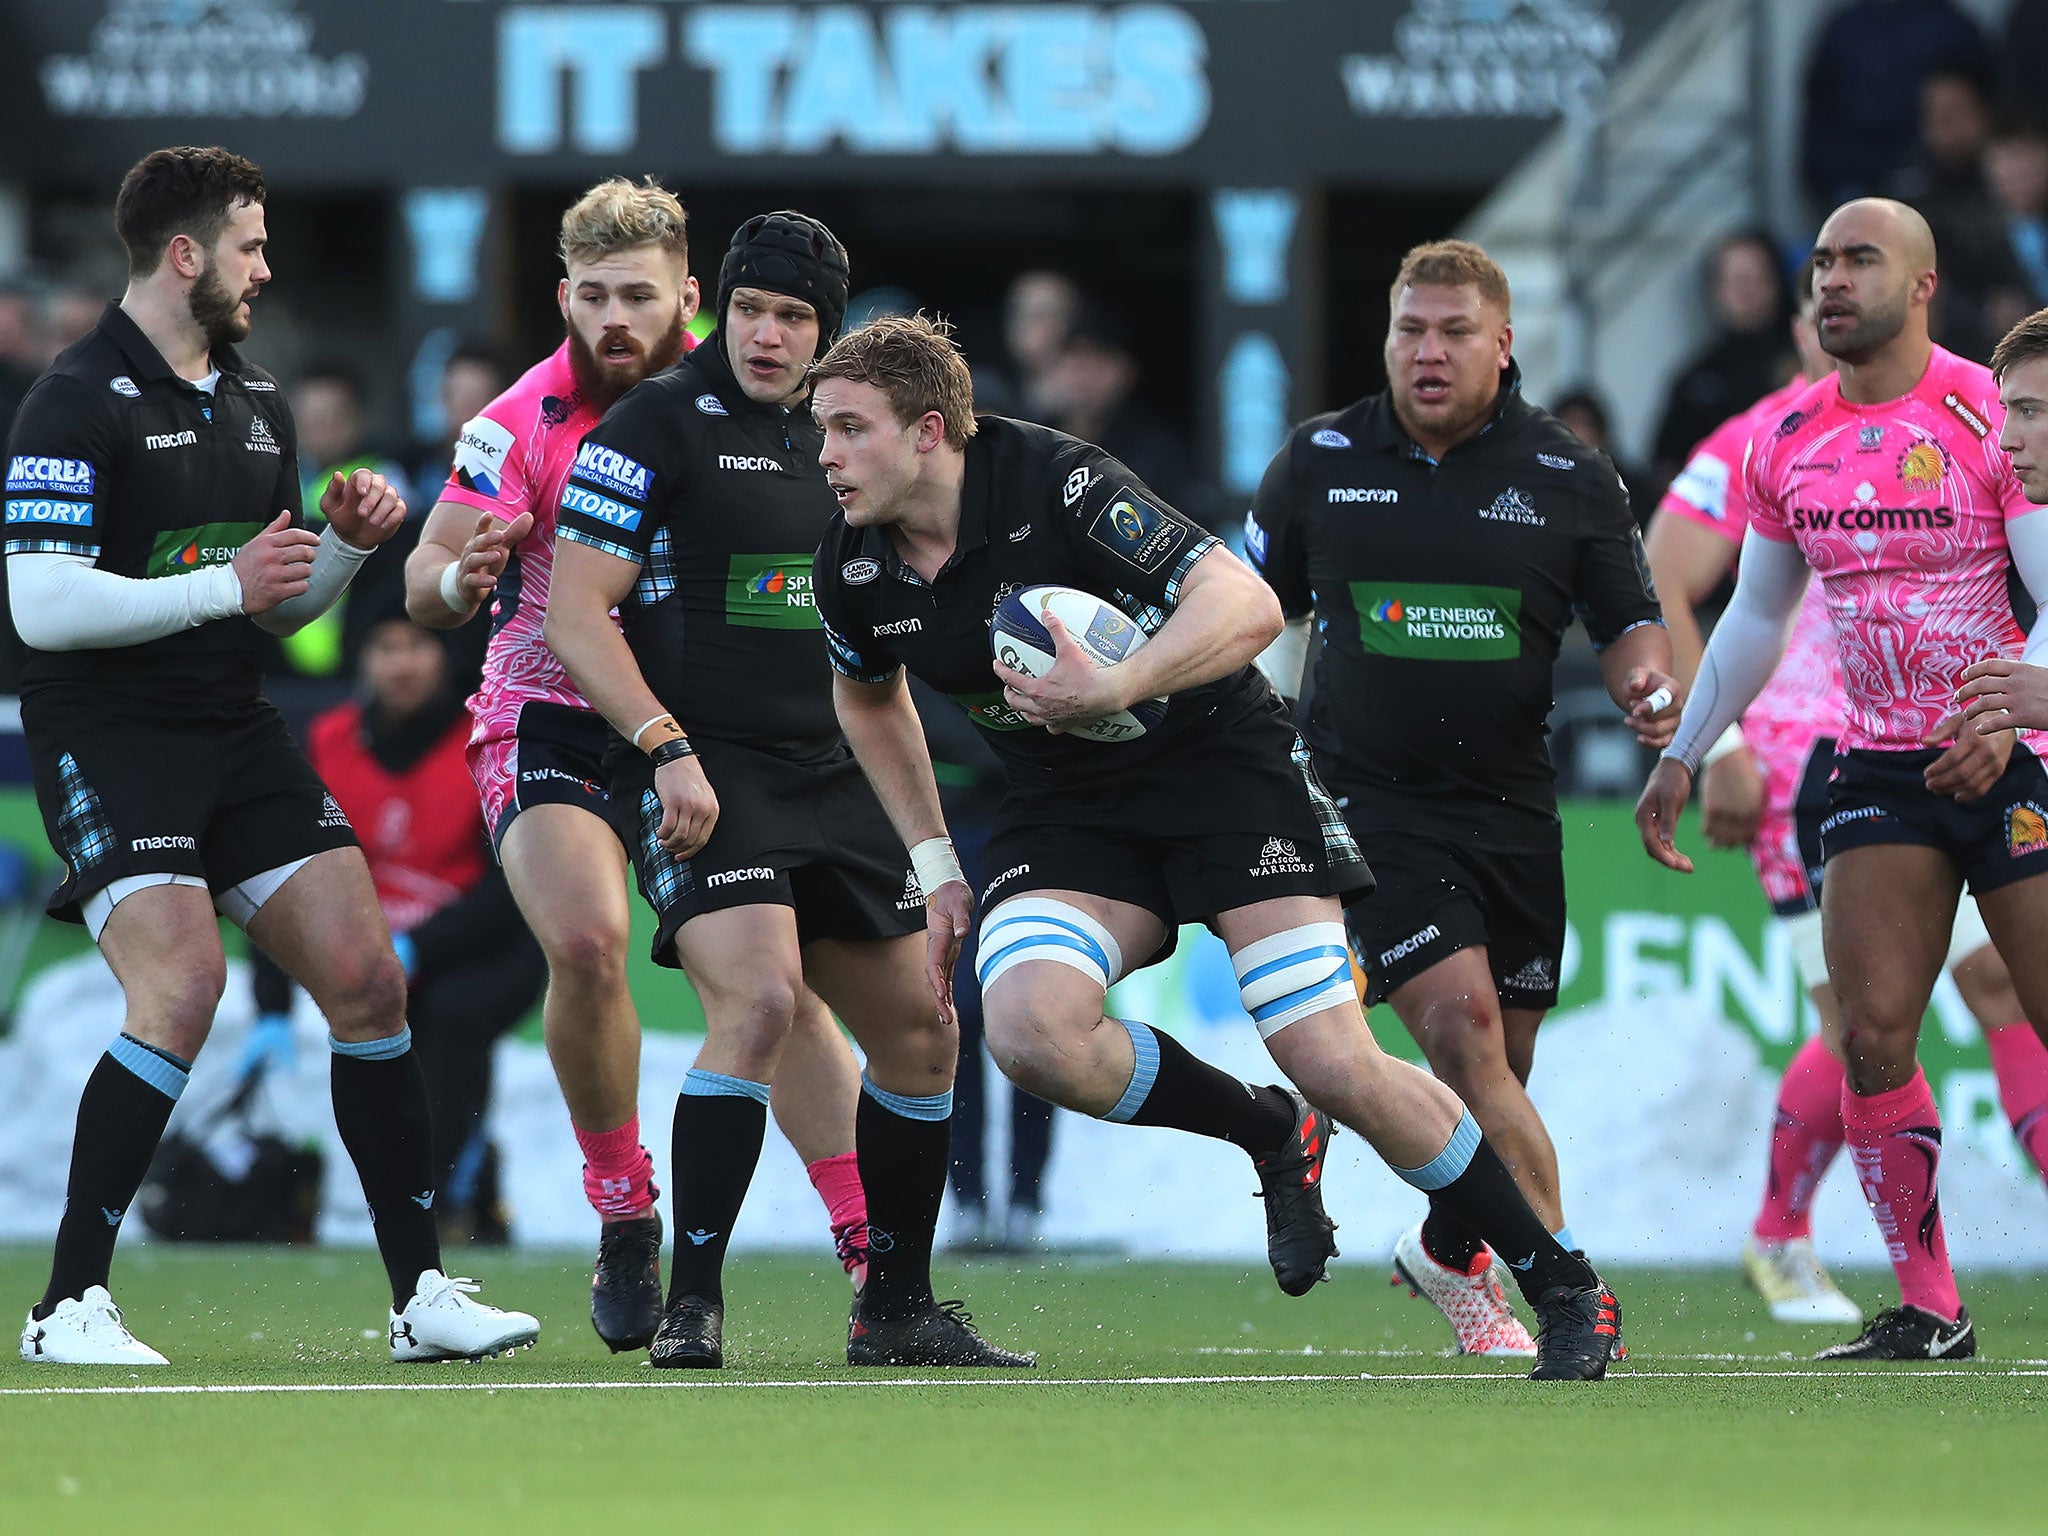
<box><xmin>1742</xmin><ymin>347</ymin><xmax>2037</xmax><ymax>753</ymax></box>
<box><xmin>1660</xmin><ymin>378</ymin><xmax>1844</xmax><ymax>754</ymax></box>
<box><xmin>439</xmin><ymin>342</ymin><xmax>601</xmax><ymax>725</ymax></box>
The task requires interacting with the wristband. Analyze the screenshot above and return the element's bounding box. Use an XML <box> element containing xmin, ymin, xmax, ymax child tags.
<box><xmin>910</xmin><ymin>836</ymin><xmax>967</xmax><ymax>897</ymax></box>
<box><xmin>438</xmin><ymin>561</ymin><xmax>472</xmax><ymax>616</ymax></box>
<box><xmin>1701</xmin><ymin>723</ymin><xmax>1746</xmax><ymax>767</ymax></box>
<box><xmin>650</xmin><ymin>736</ymin><xmax>696</xmax><ymax>768</ymax></box>
<box><xmin>633</xmin><ymin>713</ymin><xmax>682</xmax><ymax>751</ymax></box>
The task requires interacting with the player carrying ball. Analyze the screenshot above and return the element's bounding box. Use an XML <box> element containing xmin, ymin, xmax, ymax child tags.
<box><xmin>812</xmin><ymin>314</ymin><xmax>1625</xmax><ymax>1381</ymax></box>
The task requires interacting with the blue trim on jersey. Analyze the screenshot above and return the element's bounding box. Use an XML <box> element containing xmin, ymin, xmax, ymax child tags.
<box><xmin>557</xmin><ymin>525</ymin><xmax>641</xmax><ymax>564</ymax></box>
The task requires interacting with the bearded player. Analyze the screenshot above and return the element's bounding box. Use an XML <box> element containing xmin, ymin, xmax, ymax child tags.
<box><xmin>1640</xmin><ymin>199</ymin><xmax>2048</xmax><ymax>1360</ymax></box>
<box><xmin>404</xmin><ymin>181</ymin><xmax>870</xmax><ymax>1353</ymax></box>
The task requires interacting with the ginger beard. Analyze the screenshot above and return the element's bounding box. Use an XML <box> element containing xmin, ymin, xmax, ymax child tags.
<box><xmin>567</xmin><ymin>302</ymin><xmax>688</xmax><ymax>410</ymax></box>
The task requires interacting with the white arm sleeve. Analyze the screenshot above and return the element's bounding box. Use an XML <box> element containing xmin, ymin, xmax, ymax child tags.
<box><xmin>250</xmin><ymin>525</ymin><xmax>375</xmax><ymax>636</ymax></box>
<box><xmin>1254</xmin><ymin>614</ymin><xmax>1312</xmax><ymax>702</ymax></box>
<box><xmin>2007</xmin><ymin>511</ymin><xmax>2048</xmax><ymax>665</ymax></box>
<box><xmin>1663</xmin><ymin>529</ymin><xmax>1811</xmax><ymax>772</ymax></box>
<box><xmin>8</xmin><ymin>551</ymin><xmax>243</xmax><ymax>651</ymax></box>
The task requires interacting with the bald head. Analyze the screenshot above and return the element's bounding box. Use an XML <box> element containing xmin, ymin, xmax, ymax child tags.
<box><xmin>1819</xmin><ymin>197</ymin><xmax>1936</xmax><ymax>274</ymax></box>
<box><xmin>1810</xmin><ymin>198</ymin><xmax>1938</xmax><ymax>366</ymax></box>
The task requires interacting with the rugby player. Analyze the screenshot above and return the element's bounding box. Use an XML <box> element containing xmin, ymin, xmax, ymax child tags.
<box><xmin>811</xmin><ymin>314</ymin><xmax>1625</xmax><ymax>1381</ymax></box>
<box><xmin>1247</xmin><ymin>240</ymin><xmax>1676</xmax><ymax>1357</ymax></box>
<box><xmin>548</xmin><ymin>215</ymin><xmax>1026</xmax><ymax>1369</ymax></box>
<box><xmin>1960</xmin><ymin>309</ymin><xmax>2048</xmax><ymax>748</ymax></box>
<box><xmin>11</xmin><ymin>147</ymin><xmax>534</xmax><ymax>1365</ymax></box>
<box><xmin>1640</xmin><ymin>199</ymin><xmax>2048</xmax><ymax>1360</ymax></box>
<box><xmin>1649</xmin><ymin>267</ymin><xmax>2048</xmax><ymax>1325</ymax></box>
<box><xmin>404</xmin><ymin>181</ymin><xmax>870</xmax><ymax>1354</ymax></box>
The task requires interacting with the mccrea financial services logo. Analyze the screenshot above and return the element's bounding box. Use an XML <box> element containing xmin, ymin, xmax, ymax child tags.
<box><xmin>40</xmin><ymin>1</ymin><xmax>367</xmax><ymax>120</ymax></box>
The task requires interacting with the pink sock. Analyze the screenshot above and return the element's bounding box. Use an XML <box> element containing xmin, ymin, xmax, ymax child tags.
<box><xmin>1842</xmin><ymin>1068</ymin><xmax>1961</xmax><ymax>1321</ymax></box>
<box><xmin>1753</xmin><ymin>1036</ymin><xmax>1847</xmax><ymax>1243</ymax></box>
<box><xmin>807</xmin><ymin>1151</ymin><xmax>868</xmax><ymax>1275</ymax></box>
<box><xmin>1985</xmin><ymin>1021</ymin><xmax>2048</xmax><ymax>1181</ymax></box>
<box><xmin>576</xmin><ymin>1117</ymin><xmax>657</xmax><ymax>1219</ymax></box>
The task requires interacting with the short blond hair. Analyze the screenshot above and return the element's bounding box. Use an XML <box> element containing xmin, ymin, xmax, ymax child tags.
<box><xmin>1389</xmin><ymin>238</ymin><xmax>1511</xmax><ymax>318</ymax></box>
<box><xmin>558</xmin><ymin>177</ymin><xmax>688</xmax><ymax>271</ymax></box>
<box><xmin>810</xmin><ymin>313</ymin><xmax>978</xmax><ymax>448</ymax></box>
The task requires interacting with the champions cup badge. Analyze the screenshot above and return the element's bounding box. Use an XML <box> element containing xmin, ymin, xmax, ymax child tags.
<box><xmin>2008</xmin><ymin>803</ymin><xmax>2048</xmax><ymax>857</ymax></box>
<box><xmin>1897</xmin><ymin>441</ymin><xmax>1945</xmax><ymax>492</ymax></box>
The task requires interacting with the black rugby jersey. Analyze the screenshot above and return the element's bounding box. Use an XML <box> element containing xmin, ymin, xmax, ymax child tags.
<box><xmin>1247</xmin><ymin>363</ymin><xmax>1660</xmax><ymax>835</ymax></box>
<box><xmin>3</xmin><ymin>303</ymin><xmax>302</xmax><ymax>708</ymax></box>
<box><xmin>813</xmin><ymin>416</ymin><xmax>1270</xmax><ymax>799</ymax></box>
<box><xmin>555</xmin><ymin>332</ymin><xmax>844</xmax><ymax>758</ymax></box>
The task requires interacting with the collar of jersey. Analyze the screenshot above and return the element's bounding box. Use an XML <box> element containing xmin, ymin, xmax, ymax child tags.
<box><xmin>692</xmin><ymin>326</ymin><xmax>806</xmax><ymax>422</ymax></box>
<box><xmin>1367</xmin><ymin>359</ymin><xmax>1525</xmax><ymax>462</ymax></box>
<box><xmin>864</xmin><ymin>428</ymin><xmax>994</xmax><ymax>587</ymax></box>
<box><xmin>99</xmin><ymin>301</ymin><xmax>247</xmax><ymax>389</ymax></box>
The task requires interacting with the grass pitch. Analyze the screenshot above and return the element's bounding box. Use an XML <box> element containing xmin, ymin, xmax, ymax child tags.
<box><xmin>1</xmin><ymin>1246</ymin><xmax>2043</xmax><ymax>1533</ymax></box>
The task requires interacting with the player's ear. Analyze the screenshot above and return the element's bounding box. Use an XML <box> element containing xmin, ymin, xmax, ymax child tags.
<box><xmin>914</xmin><ymin>410</ymin><xmax>948</xmax><ymax>455</ymax></box>
<box><xmin>556</xmin><ymin>277</ymin><xmax>570</xmax><ymax>321</ymax></box>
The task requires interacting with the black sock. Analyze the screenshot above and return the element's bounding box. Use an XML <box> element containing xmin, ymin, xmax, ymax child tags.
<box><xmin>1400</xmin><ymin>1113</ymin><xmax>1594</xmax><ymax>1302</ymax></box>
<box><xmin>331</xmin><ymin>1036</ymin><xmax>443</xmax><ymax>1309</ymax></box>
<box><xmin>1420</xmin><ymin>1197</ymin><xmax>1487</xmax><ymax>1273</ymax></box>
<box><xmin>37</xmin><ymin>1036</ymin><xmax>187</xmax><ymax>1317</ymax></box>
<box><xmin>668</xmin><ymin>1074</ymin><xmax>768</xmax><ymax>1306</ymax></box>
<box><xmin>1111</xmin><ymin>1020</ymin><xmax>1295</xmax><ymax>1158</ymax></box>
<box><xmin>856</xmin><ymin>1078</ymin><xmax>952</xmax><ymax>1321</ymax></box>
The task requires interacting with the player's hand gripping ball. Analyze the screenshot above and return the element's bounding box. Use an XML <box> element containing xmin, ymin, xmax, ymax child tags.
<box><xmin>991</xmin><ymin>585</ymin><xmax>1168</xmax><ymax>743</ymax></box>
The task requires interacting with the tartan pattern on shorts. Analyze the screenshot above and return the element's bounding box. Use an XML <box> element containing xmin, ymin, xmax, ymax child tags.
<box><xmin>1292</xmin><ymin>736</ymin><xmax>1359</xmax><ymax>866</ymax></box>
<box><xmin>635</xmin><ymin>787</ymin><xmax>694</xmax><ymax>909</ymax></box>
<box><xmin>55</xmin><ymin>752</ymin><xmax>116</xmax><ymax>871</ymax></box>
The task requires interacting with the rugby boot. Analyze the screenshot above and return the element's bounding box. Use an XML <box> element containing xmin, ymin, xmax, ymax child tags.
<box><xmin>1813</xmin><ymin>1305</ymin><xmax>1975</xmax><ymax>1361</ymax></box>
<box><xmin>1390</xmin><ymin>1222</ymin><xmax>1535</xmax><ymax>1356</ymax></box>
<box><xmin>847</xmin><ymin>1297</ymin><xmax>1036</xmax><ymax>1368</ymax></box>
<box><xmin>1529</xmin><ymin>1279</ymin><xmax>1622</xmax><ymax>1381</ymax></box>
<box><xmin>1253</xmin><ymin>1089</ymin><xmax>1339</xmax><ymax>1296</ymax></box>
<box><xmin>19</xmin><ymin>1286</ymin><xmax>168</xmax><ymax>1366</ymax></box>
<box><xmin>648</xmin><ymin>1294</ymin><xmax>724</xmax><ymax>1369</ymax></box>
<box><xmin>591</xmin><ymin>1211</ymin><xmax>664</xmax><ymax>1352</ymax></box>
<box><xmin>1742</xmin><ymin>1235</ymin><xmax>1862</xmax><ymax>1325</ymax></box>
<box><xmin>389</xmin><ymin>1271</ymin><xmax>540</xmax><ymax>1362</ymax></box>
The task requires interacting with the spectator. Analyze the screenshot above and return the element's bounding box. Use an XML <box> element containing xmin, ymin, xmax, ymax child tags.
<box><xmin>1550</xmin><ymin>386</ymin><xmax>1656</xmax><ymax>530</ymax></box>
<box><xmin>1901</xmin><ymin>69</ymin><xmax>2009</xmax><ymax>360</ymax></box>
<box><xmin>298</xmin><ymin>603</ymin><xmax>546</xmax><ymax>1243</ymax></box>
<box><xmin>1801</xmin><ymin>0</ymin><xmax>1991</xmax><ymax>209</ymax></box>
<box><xmin>286</xmin><ymin>360</ymin><xmax>415</xmax><ymax>684</ymax></box>
<box><xmin>1044</xmin><ymin>303</ymin><xmax>1222</xmax><ymax>531</ymax></box>
<box><xmin>406</xmin><ymin>340</ymin><xmax>508</xmax><ymax>498</ymax></box>
<box><xmin>1980</xmin><ymin>120</ymin><xmax>2048</xmax><ymax>343</ymax></box>
<box><xmin>1652</xmin><ymin>232</ymin><xmax>1795</xmax><ymax>483</ymax></box>
<box><xmin>997</xmin><ymin>269</ymin><xmax>1079</xmax><ymax>423</ymax></box>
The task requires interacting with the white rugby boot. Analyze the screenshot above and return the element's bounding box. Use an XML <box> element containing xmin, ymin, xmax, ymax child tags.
<box><xmin>1390</xmin><ymin>1222</ymin><xmax>1537</xmax><ymax>1357</ymax></box>
<box><xmin>19</xmin><ymin>1286</ymin><xmax>169</xmax><ymax>1365</ymax></box>
<box><xmin>1742</xmin><ymin>1236</ymin><xmax>1863</xmax><ymax>1325</ymax></box>
<box><xmin>388</xmin><ymin>1270</ymin><xmax>540</xmax><ymax>1362</ymax></box>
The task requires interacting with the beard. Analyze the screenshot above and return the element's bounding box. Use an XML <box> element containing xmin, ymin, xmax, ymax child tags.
<box><xmin>567</xmin><ymin>306</ymin><xmax>688</xmax><ymax>410</ymax></box>
<box><xmin>188</xmin><ymin>257</ymin><xmax>251</xmax><ymax>346</ymax></box>
<box><xmin>1819</xmin><ymin>290</ymin><xmax>1909</xmax><ymax>364</ymax></box>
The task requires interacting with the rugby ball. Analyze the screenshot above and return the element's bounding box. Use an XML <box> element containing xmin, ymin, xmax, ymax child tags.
<box><xmin>990</xmin><ymin>585</ymin><xmax>1168</xmax><ymax>743</ymax></box>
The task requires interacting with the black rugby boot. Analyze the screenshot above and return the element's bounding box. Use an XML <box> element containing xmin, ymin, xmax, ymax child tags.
<box><xmin>590</xmin><ymin>1212</ymin><xmax>664</xmax><ymax>1353</ymax></box>
<box><xmin>1253</xmin><ymin>1089</ymin><xmax>1339</xmax><ymax>1296</ymax></box>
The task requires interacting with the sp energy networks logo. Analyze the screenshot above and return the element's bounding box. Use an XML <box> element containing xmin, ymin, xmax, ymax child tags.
<box><xmin>148</xmin><ymin>521</ymin><xmax>263</xmax><ymax>576</ymax></box>
<box><xmin>725</xmin><ymin>554</ymin><xmax>819</xmax><ymax>629</ymax></box>
<box><xmin>1350</xmin><ymin>581</ymin><xmax>1521</xmax><ymax>660</ymax></box>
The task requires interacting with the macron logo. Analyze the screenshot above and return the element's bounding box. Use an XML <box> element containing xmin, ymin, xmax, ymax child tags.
<box><xmin>145</xmin><ymin>430</ymin><xmax>197</xmax><ymax>450</ymax></box>
<box><xmin>717</xmin><ymin>454</ymin><xmax>781</xmax><ymax>472</ymax></box>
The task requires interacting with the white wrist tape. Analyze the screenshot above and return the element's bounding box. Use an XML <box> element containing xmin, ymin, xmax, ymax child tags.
<box><xmin>1701</xmin><ymin>723</ymin><xmax>1747</xmax><ymax>767</ymax></box>
<box><xmin>439</xmin><ymin>560</ymin><xmax>471</xmax><ymax>615</ymax></box>
<box><xmin>910</xmin><ymin>836</ymin><xmax>966</xmax><ymax>897</ymax></box>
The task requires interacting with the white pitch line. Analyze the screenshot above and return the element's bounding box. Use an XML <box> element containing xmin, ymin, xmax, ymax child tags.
<box><xmin>1197</xmin><ymin>1347</ymin><xmax>2048</xmax><ymax>1366</ymax></box>
<box><xmin>4</xmin><ymin>1368</ymin><xmax>2046</xmax><ymax>1398</ymax></box>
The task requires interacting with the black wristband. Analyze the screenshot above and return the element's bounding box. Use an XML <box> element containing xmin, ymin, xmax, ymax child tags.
<box><xmin>650</xmin><ymin>736</ymin><xmax>696</xmax><ymax>768</ymax></box>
